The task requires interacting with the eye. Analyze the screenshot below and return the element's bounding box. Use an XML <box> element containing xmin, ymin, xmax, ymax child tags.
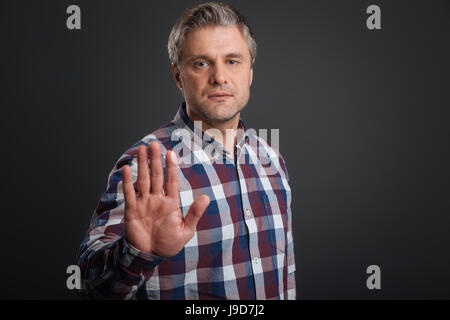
<box><xmin>228</xmin><ymin>60</ymin><xmax>237</xmax><ymax>65</ymax></box>
<box><xmin>196</xmin><ymin>61</ymin><xmax>208</xmax><ymax>67</ymax></box>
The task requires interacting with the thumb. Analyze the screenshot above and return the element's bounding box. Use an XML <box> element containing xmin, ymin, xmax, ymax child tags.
<box><xmin>184</xmin><ymin>195</ymin><xmax>210</xmax><ymax>233</ymax></box>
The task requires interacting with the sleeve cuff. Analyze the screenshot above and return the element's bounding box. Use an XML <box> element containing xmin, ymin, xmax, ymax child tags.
<box><xmin>119</xmin><ymin>237</ymin><xmax>165</xmax><ymax>274</ymax></box>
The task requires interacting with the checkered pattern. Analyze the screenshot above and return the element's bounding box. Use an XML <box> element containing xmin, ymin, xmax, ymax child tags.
<box><xmin>77</xmin><ymin>103</ymin><xmax>296</xmax><ymax>300</ymax></box>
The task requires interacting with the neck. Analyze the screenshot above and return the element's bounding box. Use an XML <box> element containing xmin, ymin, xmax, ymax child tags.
<box><xmin>187</xmin><ymin>108</ymin><xmax>240</xmax><ymax>157</ymax></box>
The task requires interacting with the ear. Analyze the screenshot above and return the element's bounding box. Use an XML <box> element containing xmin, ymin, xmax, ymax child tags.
<box><xmin>249</xmin><ymin>58</ymin><xmax>255</xmax><ymax>86</ymax></box>
<box><xmin>171</xmin><ymin>63</ymin><xmax>182</xmax><ymax>89</ymax></box>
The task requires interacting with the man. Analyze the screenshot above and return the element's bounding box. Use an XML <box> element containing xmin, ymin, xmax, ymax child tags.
<box><xmin>77</xmin><ymin>2</ymin><xmax>296</xmax><ymax>300</ymax></box>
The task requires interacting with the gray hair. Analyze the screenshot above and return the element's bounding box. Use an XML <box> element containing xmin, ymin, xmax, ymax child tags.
<box><xmin>168</xmin><ymin>2</ymin><xmax>257</xmax><ymax>66</ymax></box>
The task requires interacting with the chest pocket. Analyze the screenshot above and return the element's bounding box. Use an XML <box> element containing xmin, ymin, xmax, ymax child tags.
<box><xmin>262</xmin><ymin>193</ymin><xmax>287</xmax><ymax>254</ymax></box>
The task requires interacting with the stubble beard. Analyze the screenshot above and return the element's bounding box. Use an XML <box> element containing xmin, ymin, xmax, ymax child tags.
<box><xmin>187</xmin><ymin>93</ymin><xmax>250</xmax><ymax>125</ymax></box>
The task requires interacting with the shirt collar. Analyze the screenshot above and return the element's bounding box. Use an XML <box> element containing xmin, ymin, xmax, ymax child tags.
<box><xmin>172</xmin><ymin>102</ymin><xmax>249</xmax><ymax>155</ymax></box>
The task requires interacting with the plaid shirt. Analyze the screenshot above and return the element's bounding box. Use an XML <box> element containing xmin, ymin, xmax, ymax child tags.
<box><xmin>77</xmin><ymin>103</ymin><xmax>296</xmax><ymax>300</ymax></box>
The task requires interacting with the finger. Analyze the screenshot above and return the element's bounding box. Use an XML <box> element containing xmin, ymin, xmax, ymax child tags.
<box><xmin>137</xmin><ymin>145</ymin><xmax>150</xmax><ymax>196</ymax></box>
<box><xmin>184</xmin><ymin>195</ymin><xmax>210</xmax><ymax>233</ymax></box>
<box><xmin>149</xmin><ymin>141</ymin><xmax>164</xmax><ymax>194</ymax></box>
<box><xmin>163</xmin><ymin>151</ymin><xmax>180</xmax><ymax>200</ymax></box>
<box><xmin>122</xmin><ymin>165</ymin><xmax>137</xmax><ymax>214</ymax></box>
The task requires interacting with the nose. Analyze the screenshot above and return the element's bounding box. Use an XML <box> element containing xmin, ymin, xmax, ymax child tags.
<box><xmin>209</xmin><ymin>62</ymin><xmax>228</xmax><ymax>86</ymax></box>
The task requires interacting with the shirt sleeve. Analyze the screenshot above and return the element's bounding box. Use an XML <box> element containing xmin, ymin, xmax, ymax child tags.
<box><xmin>280</xmin><ymin>155</ymin><xmax>297</xmax><ymax>300</ymax></box>
<box><xmin>286</xmin><ymin>204</ymin><xmax>297</xmax><ymax>300</ymax></box>
<box><xmin>76</xmin><ymin>148</ymin><xmax>165</xmax><ymax>299</ymax></box>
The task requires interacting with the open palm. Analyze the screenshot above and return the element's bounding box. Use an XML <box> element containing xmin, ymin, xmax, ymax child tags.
<box><xmin>122</xmin><ymin>141</ymin><xmax>210</xmax><ymax>257</ymax></box>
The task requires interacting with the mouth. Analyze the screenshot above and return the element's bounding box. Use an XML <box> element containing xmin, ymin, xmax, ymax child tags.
<box><xmin>207</xmin><ymin>92</ymin><xmax>233</xmax><ymax>101</ymax></box>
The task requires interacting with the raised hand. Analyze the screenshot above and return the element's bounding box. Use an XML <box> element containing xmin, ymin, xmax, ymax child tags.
<box><xmin>121</xmin><ymin>141</ymin><xmax>210</xmax><ymax>257</ymax></box>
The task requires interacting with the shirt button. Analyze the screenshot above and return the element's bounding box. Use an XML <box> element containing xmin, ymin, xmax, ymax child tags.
<box><xmin>245</xmin><ymin>209</ymin><xmax>251</xmax><ymax>217</ymax></box>
<box><xmin>253</xmin><ymin>257</ymin><xmax>259</xmax><ymax>264</ymax></box>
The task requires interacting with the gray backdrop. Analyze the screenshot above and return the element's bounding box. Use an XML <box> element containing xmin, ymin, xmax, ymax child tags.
<box><xmin>1</xmin><ymin>0</ymin><xmax>449</xmax><ymax>299</ymax></box>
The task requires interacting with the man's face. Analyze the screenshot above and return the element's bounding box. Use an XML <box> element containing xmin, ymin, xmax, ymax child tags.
<box><xmin>172</xmin><ymin>25</ymin><xmax>254</xmax><ymax>124</ymax></box>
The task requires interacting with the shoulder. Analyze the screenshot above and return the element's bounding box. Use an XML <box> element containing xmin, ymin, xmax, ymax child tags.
<box><xmin>114</xmin><ymin>122</ymin><xmax>177</xmax><ymax>171</ymax></box>
<box><xmin>246</xmin><ymin>130</ymin><xmax>290</xmax><ymax>179</ymax></box>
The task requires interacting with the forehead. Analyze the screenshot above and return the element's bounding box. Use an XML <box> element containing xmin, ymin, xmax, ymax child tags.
<box><xmin>181</xmin><ymin>25</ymin><xmax>250</xmax><ymax>60</ymax></box>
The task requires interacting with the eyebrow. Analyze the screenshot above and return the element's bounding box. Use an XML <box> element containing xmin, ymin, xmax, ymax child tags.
<box><xmin>225</xmin><ymin>53</ymin><xmax>244</xmax><ymax>59</ymax></box>
<box><xmin>186</xmin><ymin>52</ymin><xmax>245</xmax><ymax>63</ymax></box>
